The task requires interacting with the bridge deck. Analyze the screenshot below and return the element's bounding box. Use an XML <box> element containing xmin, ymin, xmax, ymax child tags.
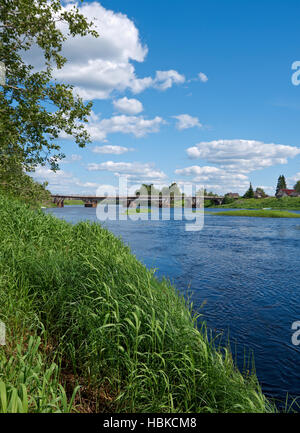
<box><xmin>51</xmin><ymin>194</ymin><xmax>224</xmax><ymax>200</ymax></box>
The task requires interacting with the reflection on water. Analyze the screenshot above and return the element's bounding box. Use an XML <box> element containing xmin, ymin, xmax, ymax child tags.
<box><xmin>45</xmin><ymin>205</ymin><xmax>300</xmax><ymax>406</ymax></box>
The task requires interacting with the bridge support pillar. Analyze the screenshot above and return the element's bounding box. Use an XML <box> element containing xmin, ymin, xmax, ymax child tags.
<box><xmin>56</xmin><ymin>199</ymin><xmax>64</xmax><ymax>208</ymax></box>
<box><xmin>159</xmin><ymin>195</ymin><xmax>162</xmax><ymax>208</ymax></box>
<box><xmin>127</xmin><ymin>198</ymin><xmax>136</xmax><ymax>208</ymax></box>
<box><xmin>84</xmin><ymin>200</ymin><xmax>97</xmax><ymax>208</ymax></box>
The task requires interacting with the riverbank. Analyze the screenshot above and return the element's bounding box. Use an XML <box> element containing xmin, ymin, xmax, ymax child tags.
<box><xmin>0</xmin><ymin>195</ymin><xmax>275</xmax><ymax>413</ymax></box>
<box><xmin>207</xmin><ymin>210</ymin><xmax>300</xmax><ymax>218</ymax></box>
<box><xmin>210</xmin><ymin>196</ymin><xmax>300</xmax><ymax>210</ymax></box>
<box><xmin>64</xmin><ymin>199</ymin><xmax>84</xmax><ymax>206</ymax></box>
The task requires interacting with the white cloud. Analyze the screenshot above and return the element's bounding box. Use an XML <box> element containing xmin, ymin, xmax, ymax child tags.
<box><xmin>198</xmin><ymin>72</ymin><xmax>208</xmax><ymax>82</ymax></box>
<box><xmin>289</xmin><ymin>172</ymin><xmax>300</xmax><ymax>184</ymax></box>
<box><xmin>87</xmin><ymin>160</ymin><xmax>167</xmax><ymax>182</ymax></box>
<box><xmin>113</xmin><ymin>97</ymin><xmax>143</xmax><ymax>114</ymax></box>
<box><xmin>186</xmin><ymin>139</ymin><xmax>300</xmax><ymax>172</ymax></box>
<box><xmin>175</xmin><ymin>165</ymin><xmax>225</xmax><ymax>177</ymax></box>
<box><xmin>58</xmin><ymin>154</ymin><xmax>83</xmax><ymax>164</ymax></box>
<box><xmin>30</xmin><ymin>166</ymin><xmax>100</xmax><ymax>194</ymax></box>
<box><xmin>70</xmin><ymin>154</ymin><xmax>82</xmax><ymax>161</ymax></box>
<box><xmin>75</xmin><ymin>111</ymin><xmax>165</xmax><ymax>141</ymax></box>
<box><xmin>175</xmin><ymin>165</ymin><xmax>250</xmax><ymax>194</ymax></box>
<box><xmin>173</xmin><ymin>114</ymin><xmax>202</xmax><ymax>130</ymax></box>
<box><xmin>24</xmin><ymin>2</ymin><xmax>184</xmax><ymax>99</ymax></box>
<box><xmin>291</xmin><ymin>172</ymin><xmax>300</xmax><ymax>181</ymax></box>
<box><xmin>152</xmin><ymin>70</ymin><xmax>185</xmax><ymax>91</ymax></box>
<box><xmin>92</xmin><ymin>145</ymin><xmax>134</xmax><ymax>155</ymax></box>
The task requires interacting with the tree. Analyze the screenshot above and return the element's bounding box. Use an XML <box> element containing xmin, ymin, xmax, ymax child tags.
<box><xmin>243</xmin><ymin>183</ymin><xmax>254</xmax><ymax>199</ymax></box>
<box><xmin>276</xmin><ymin>175</ymin><xmax>287</xmax><ymax>195</ymax></box>
<box><xmin>168</xmin><ymin>182</ymin><xmax>181</xmax><ymax>197</ymax></box>
<box><xmin>255</xmin><ymin>187</ymin><xmax>267</xmax><ymax>198</ymax></box>
<box><xmin>223</xmin><ymin>193</ymin><xmax>235</xmax><ymax>205</ymax></box>
<box><xmin>136</xmin><ymin>184</ymin><xmax>160</xmax><ymax>196</ymax></box>
<box><xmin>160</xmin><ymin>183</ymin><xmax>181</xmax><ymax>197</ymax></box>
<box><xmin>0</xmin><ymin>0</ymin><xmax>98</xmax><ymax>182</ymax></box>
<box><xmin>196</xmin><ymin>188</ymin><xmax>218</xmax><ymax>197</ymax></box>
<box><xmin>294</xmin><ymin>180</ymin><xmax>300</xmax><ymax>193</ymax></box>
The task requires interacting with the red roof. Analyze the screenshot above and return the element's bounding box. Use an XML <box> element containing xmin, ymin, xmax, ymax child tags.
<box><xmin>279</xmin><ymin>189</ymin><xmax>295</xmax><ymax>195</ymax></box>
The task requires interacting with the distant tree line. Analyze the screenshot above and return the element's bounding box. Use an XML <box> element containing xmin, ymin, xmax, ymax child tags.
<box><xmin>136</xmin><ymin>175</ymin><xmax>300</xmax><ymax>204</ymax></box>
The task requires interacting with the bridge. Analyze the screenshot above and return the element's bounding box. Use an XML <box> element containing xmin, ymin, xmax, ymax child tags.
<box><xmin>51</xmin><ymin>194</ymin><xmax>226</xmax><ymax>208</ymax></box>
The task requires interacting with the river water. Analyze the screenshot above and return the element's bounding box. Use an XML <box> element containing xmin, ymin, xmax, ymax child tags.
<box><xmin>45</xmin><ymin>205</ymin><xmax>300</xmax><ymax>406</ymax></box>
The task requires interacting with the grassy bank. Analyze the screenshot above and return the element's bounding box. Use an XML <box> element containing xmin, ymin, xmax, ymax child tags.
<box><xmin>207</xmin><ymin>209</ymin><xmax>300</xmax><ymax>218</ymax></box>
<box><xmin>125</xmin><ymin>208</ymin><xmax>151</xmax><ymax>215</ymax></box>
<box><xmin>64</xmin><ymin>200</ymin><xmax>84</xmax><ymax>206</ymax></box>
<box><xmin>0</xmin><ymin>195</ymin><xmax>275</xmax><ymax>413</ymax></box>
<box><xmin>215</xmin><ymin>196</ymin><xmax>300</xmax><ymax>210</ymax></box>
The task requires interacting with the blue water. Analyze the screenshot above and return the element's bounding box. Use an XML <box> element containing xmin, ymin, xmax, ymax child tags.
<box><xmin>45</xmin><ymin>206</ymin><xmax>300</xmax><ymax>406</ymax></box>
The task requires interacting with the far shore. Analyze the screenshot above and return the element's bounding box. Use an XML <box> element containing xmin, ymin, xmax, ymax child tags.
<box><xmin>206</xmin><ymin>209</ymin><xmax>300</xmax><ymax>218</ymax></box>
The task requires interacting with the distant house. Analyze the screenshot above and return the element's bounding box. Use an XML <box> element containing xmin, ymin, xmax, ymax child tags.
<box><xmin>226</xmin><ymin>193</ymin><xmax>240</xmax><ymax>198</ymax></box>
<box><xmin>254</xmin><ymin>191</ymin><xmax>268</xmax><ymax>199</ymax></box>
<box><xmin>276</xmin><ymin>188</ymin><xmax>300</xmax><ymax>198</ymax></box>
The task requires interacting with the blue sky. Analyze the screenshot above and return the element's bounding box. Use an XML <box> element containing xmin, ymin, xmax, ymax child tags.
<box><xmin>31</xmin><ymin>0</ymin><xmax>300</xmax><ymax>195</ymax></box>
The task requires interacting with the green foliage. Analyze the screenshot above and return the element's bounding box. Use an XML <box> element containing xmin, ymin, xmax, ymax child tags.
<box><xmin>0</xmin><ymin>336</ymin><xmax>79</xmax><ymax>413</ymax></box>
<box><xmin>294</xmin><ymin>180</ymin><xmax>300</xmax><ymax>193</ymax></box>
<box><xmin>136</xmin><ymin>184</ymin><xmax>160</xmax><ymax>196</ymax></box>
<box><xmin>276</xmin><ymin>175</ymin><xmax>287</xmax><ymax>195</ymax></box>
<box><xmin>196</xmin><ymin>189</ymin><xmax>218</xmax><ymax>197</ymax></box>
<box><xmin>0</xmin><ymin>168</ymin><xmax>51</xmax><ymax>207</ymax></box>
<box><xmin>217</xmin><ymin>196</ymin><xmax>300</xmax><ymax>210</ymax></box>
<box><xmin>255</xmin><ymin>188</ymin><xmax>267</xmax><ymax>198</ymax></box>
<box><xmin>136</xmin><ymin>183</ymin><xmax>182</xmax><ymax>197</ymax></box>
<box><xmin>168</xmin><ymin>182</ymin><xmax>181</xmax><ymax>196</ymax></box>
<box><xmin>208</xmin><ymin>209</ymin><xmax>300</xmax><ymax>218</ymax></box>
<box><xmin>243</xmin><ymin>183</ymin><xmax>255</xmax><ymax>199</ymax></box>
<box><xmin>0</xmin><ymin>0</ymin><xmax>98</xmax><ymax>175</ymax></box>
<box><xmin>0</xmin><ymin>195</ymin><xmax>275</xmax><ymax>413</ymax></box>
<box><xmin>64</xmin><ymin>200</ymin><xmax>84</xmax><ymax>206</ymax></box>
<box><xmin>223</xmin><ymin>194</ymin><xmax>236</xmax><ymax>205</ymax></box>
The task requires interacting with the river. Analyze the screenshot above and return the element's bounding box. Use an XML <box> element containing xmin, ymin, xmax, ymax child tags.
<box><xmin>45</xmin><ymin>205</ymin><xmax>300</xmax><ymax>407</ymax></box>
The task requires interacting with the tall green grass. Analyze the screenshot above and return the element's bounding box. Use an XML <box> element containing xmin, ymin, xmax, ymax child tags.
<box><xmin>217</xmin><ymin>196</ymin><xmax>300</xmax><ymax>210</ymax></box>
<box><xmin>0</xmin><ymin>195</ymin><xmax>275</xmax><ymax>413</ymax></box>
<box><xmin>64</xmin><ymin>200</ymin><xmax>84</xmax><ymax>206</ymax></box>
<box><xmin>207</xmin><ymin>210</ymin><xmax>300</xmax><ymax>218</ymax></box>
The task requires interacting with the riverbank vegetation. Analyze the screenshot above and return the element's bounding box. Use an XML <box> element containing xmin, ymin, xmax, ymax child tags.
<box><xmin>207</xmin><ymin>209</ymin><xmax>300</xmax><ymax>218</ymax></box>
<box><xmin>0</xmin><ymin>169</ymin><xmax>52</xmax><ymax>209</ymax></box>
<box><xmin>215</xmin><ymin>196</ymin><xmax>300</xmax><ymax>210</ymax></box>
<box><xmin>64</xmin><ymin>200</ymin><xmax>84</xmax><ymax>206</ymax></box>
<box><xmin>0</xmin><ymin>195</ymin><xmax>275</xmax><ymax>413</ymax></box>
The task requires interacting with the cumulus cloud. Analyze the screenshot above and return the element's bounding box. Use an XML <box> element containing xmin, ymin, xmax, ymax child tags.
<box><xmin>152</xmin><ymin>70</ymin><xmax>185</xmax><ymax>91</ymax></box>
<box><xmin>58</xmin><ymin>154</ymin><xmax>83</xmax><ymax>164</ymax></box>
<box><xmin>76</xmin><ymin>111</ymin><xmax>165</xmax><ymax>141</ymax></box>
<box><xmin>30</xmin><ymin>166</ymin><xmax>100</xmax><ymax>194</ymax></box>
<box><xmin>289</xmin><ymin>172</ymin><xmax>300</xmax><ymax>183</ymax></box>
<box><xmin>113</xmin><ymin>97</ymin><xmax>143</xmax><ymax>114</ymax></box>
<box><xmin>175</xmin><ymin>165</ymin><xmax>250</xmax><ymax>193</ymax></box>
<box><xmin>198</xmin><ymin>72</ymin><xmax>208</xmax><ymax>82</ymax></box>
<box><xmin>92</xmin><ymin>145</ymin><xmax>134</xmax><ymax>155</ymax></box>
<box><xmin>23</xmin><ymin>2</ymin><xmax>185</xmax><ymax>100</ymax></box>
<box><xmin>186</xmin><ymin>139</ymin><xmax>300</xmax><ymax>172</ymax></box>
<box><xmin>173</xmin><ymin>114</ymin><xmax>202</xmax><ymax>130</ymax></box>
<box><xmin>87</xmin><ymin>160</ymin><xmax>167</xmax><ymax>182</ymax></box>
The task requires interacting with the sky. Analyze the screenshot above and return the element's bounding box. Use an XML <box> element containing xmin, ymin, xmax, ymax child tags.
<box><xmin>30</xmin><ymin>0</ymin><xmax>300</xmax><ymax>195</ymax></box>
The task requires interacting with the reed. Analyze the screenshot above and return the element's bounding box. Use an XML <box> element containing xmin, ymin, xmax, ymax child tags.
<box><xmin>0</xmin><ymin>195</ymin><xmax>275</xmax><ymax>413</ymax></box>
